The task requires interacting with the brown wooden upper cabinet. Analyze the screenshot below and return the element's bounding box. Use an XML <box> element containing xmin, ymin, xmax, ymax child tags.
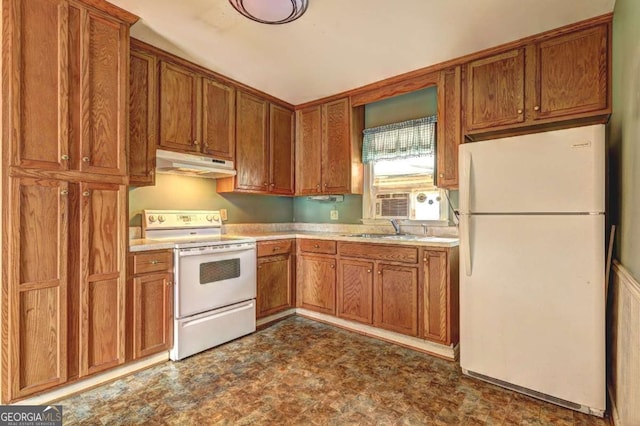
<box><xmin>159</xmin><ymin>61</ymin><xmax>200</xmax><ymax>152</ymax></box>
<box><xmin>465</xmin><ymin>22</ymin><xmax>610</xmax><ymax>139</ymax></box>
<box><xmin>296</xmin><ymin>98</ymin><xmax>364</xmax><ymax>195</ymax></box>
<box><xmin>129</xmin><ymin>49</ymin><xmax>158</xmax><ymax>186</ymax></box>
<box><xmin>158</xmin><ymin>61</ymin><xmax>236</xmax><ymax>159</ymax></box>
<box><xmin>436</xmin><ymin>67</ymin><xmax>462</xmax><ymax>190</ymax></box>
<box><xmin>218</xmin><ymin>92</ymin><xmax>295</xmax><ymax>195</ymax></box>
<box><xmin>7</xmin><ymin>0</ymin><xmax>128</xmax><ymax>177</ymax></box>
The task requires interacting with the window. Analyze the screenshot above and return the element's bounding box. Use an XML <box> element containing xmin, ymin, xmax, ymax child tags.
<box><xmin>362</xmin><ymin>115</ymin><xmax>448</xmax><ymax>223</ymax></box>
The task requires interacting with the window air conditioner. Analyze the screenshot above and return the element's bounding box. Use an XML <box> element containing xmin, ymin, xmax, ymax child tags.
<box><xmin>374</xmin><ymin>193</ymin><xmax>410</xmax><ymax>219</ymax></box>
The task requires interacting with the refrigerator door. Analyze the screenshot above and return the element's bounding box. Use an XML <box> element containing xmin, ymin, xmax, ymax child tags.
<box><xmin>459</xmin><ymin>213</ymin><xmax>605</xmax><ymax>412</ymax></box>
<box><xmin>459</xmin><ymin>125</ymin><xmax>604</xmax><ymax>214</ymax></box>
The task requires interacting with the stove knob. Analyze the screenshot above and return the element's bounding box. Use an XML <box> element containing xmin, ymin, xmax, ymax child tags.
<box><xmin>158</xmin><ymin>215</ymin><xmax>166</xmax><ymax>223</ymax></box>
<box><xmin>213</xmin><ymin>214</ymin><xmax>220</xmax><ymax>222</ymax></box>
<box><xmin>206</xmin><ymin>215</ymin><xmax>213</xmax><ymax>222</ymax></box>
<box><xmin>148</xmin><ymin>215</ymin><xmax>156</xmax><ymax>223</ymax></box>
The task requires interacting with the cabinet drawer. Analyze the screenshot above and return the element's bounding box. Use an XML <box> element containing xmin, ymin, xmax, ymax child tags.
<box><xmin>257</xmin><ymin>239</ymin><xmax>293</xmax><ymax>257</ymax></box>
<box><xmin>339</xmin><ymin>242</ymin><xmax>418</xmax><ymax>264</ymax></box>
<box><xmin>130</xmin><ymin>250</ymin><xmax>173</xmax><ymax>275</ymax></box>
<box><xmin>299</xmin><ymin>239</ymin><xmax>336</xmax><ymax>255</ymax></box>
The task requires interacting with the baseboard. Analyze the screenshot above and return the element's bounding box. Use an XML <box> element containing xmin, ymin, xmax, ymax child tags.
<box><xmin>12</xmin><ymin>352</ymin><xmax>168</xmax><ymax>406</ymax></box>
<box><xmin>256</xmin><ymin>309</ymin><xmax>296</xmax><ymax>328</ymax></box>
<box><xmin>295</xmin><ymin>308</ymin><xmax>457</xmax><ymax>361</ymax></box>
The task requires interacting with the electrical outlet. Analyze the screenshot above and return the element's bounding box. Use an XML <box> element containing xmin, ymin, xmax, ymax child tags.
<box><xmin>220</xmin><ymin>209</ymin><xmax>228</xmax><ymax>221</ymax></box>
<box><xmin>330</xmin><ymin>210</ymin><xmax>339</xmax><ymax>220</ymax></box>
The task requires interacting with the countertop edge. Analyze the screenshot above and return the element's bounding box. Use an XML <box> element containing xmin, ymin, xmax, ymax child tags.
<box><xmin>129</xmin><ymin>232</ymin><xmax>459</xmax><ymax>252</ymax></box>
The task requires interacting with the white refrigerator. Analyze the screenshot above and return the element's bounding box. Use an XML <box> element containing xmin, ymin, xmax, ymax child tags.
<box><xmin>458</xmin><ymin>124</ymin><xmax>605</xmax><ymax>416</ymax></box>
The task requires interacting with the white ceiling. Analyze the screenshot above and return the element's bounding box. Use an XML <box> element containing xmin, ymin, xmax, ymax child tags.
<box><xmin>111</xmin><ymin>0</ymin><xmax>615</xmax><ymax>105</ymax></box>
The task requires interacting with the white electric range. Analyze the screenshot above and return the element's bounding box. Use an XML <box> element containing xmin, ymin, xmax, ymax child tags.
<box><xmin>142</xmin><ymin>210</ymin><xmax>256</xmax><ymax>360</ymax></box>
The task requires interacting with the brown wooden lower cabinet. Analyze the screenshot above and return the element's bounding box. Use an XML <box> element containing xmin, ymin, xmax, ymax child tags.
<box><xmin>127</xmin><ymin>250</ymin><xmax>174</xmax><ymax>360</ymax></box>
<box><xmin>374</xmin><ymin>264</ymin><xmax>419</xmax><ymax>336</ymax></box>
<box><xmin>337</xmin><ymin>259</ymin><xmax>374</xmax><ymax>324</ymax></box>
<box><xmin>257</xmin><ymin>240</ymin><xmax>295</xmax><ymax>318</ymax></box>
<box><xmin>297</xmin><ymin>254</ymin><xmax>336</xmax><ymax>315</ymax></box>
<box><xmin>421</xmin><ymin>248</ymin><xmax>459</xmax><ymax>345</ymax></box>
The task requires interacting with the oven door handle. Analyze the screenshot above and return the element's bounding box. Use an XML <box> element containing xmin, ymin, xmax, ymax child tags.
<box><xmin>178</xmin><ymin>244</ymin><xmax>255</xmax><ymax>257</ymax></box>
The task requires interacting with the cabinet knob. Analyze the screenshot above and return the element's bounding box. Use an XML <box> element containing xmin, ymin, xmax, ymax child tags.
<box><xmin>367</xmin><ymin>269</ymin><xmax>371</xmax><ymax>273</ymax></box>
<box><xmin>193</xmin><ymin>140</ymin><xmax>199</xmax><ymax>145</ymax></box>
<box><xmin>258</xmin><ymin>265</ymin><xmax>262</xmax><ymax>269</ymax></box>
<box><xmin>316</xmin><ymin>184</ymin><xmax>320</xmax><ymax>189</ymax></box>
<box><xmin>517</xmin><ymin>109</ymin><xmax>523</xmax><ymax>114</ymax></box>
<box><xmin>167</xmin><ymin>281</ymin><xmax>173</xmax><ymax>286</ymax></box>
<box><xmin>82</xmin><ymin>156</ymin><xmax>90</xmax><ymax>163</ymax></box>
<box><xmin>60</xmin><ymin>189</ymin><xmax>69</xmax><ymax>196</ymax></box>
<box><xmin>534</xmin><ymin>106</ymin><xmax>540</xmax><ymax>111</ymax></box>
<box><xmin>270</xmin><ymin>183</ymin><xmax>275</xmax><ymax>187</ymax></box>
<box><xmin>314</xmin><ymin>244</ymin><xmax>319</xmax><ymax>248</ymax></box>
<box><xmin>150</xmin><ymin>260</ymin><xmax>160</xmax><ymax>265</ymax></box>
<box><xmin>377</xmin><ymin>270</ymin><xmax>382</xmax><ymax>275</ymax></box>
<box><xmin>273</xmin><ymin>247</ymin><xmax>281</xmax><ymax>251</ymax></box>
<box><xmin>324</xmin><ymin>183</ymin><xmax>327</xmax><ymax>187</ymax></box>
<box><xmin>82</xmin><ymin>191</ymin><xmax>90</xmax><ymax>197</ymax></box>
<box><xmin>61</xmin><ymin>154</ymin><xmax>69</xmax><ymax>161</ymax></box>
<box><xmin>439</xmin><ymin>173</ymin><xmax>444</xmax><ymax>178</ymax></box>
<box><xmin>263</xmin><ymin>182</ymin><xmax>268</xmax><ymax>186</ymax></box>
<box><xmin>330</xmin><ymin>264</ymin><xmax>335</xmax><ymax>269</ymax></box>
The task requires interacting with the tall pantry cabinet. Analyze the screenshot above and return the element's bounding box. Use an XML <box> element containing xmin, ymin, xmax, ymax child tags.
<box><xmin>0</xmin><ymin>0</ymin><xmax>137</xmax><ymax>402</ymax></box>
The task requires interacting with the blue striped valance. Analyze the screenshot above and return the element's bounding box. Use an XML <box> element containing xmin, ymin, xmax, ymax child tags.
<box><xmin>362</xmin><ymin>115</ymin><xmax>437</xmax><ymax>164</ymax></box>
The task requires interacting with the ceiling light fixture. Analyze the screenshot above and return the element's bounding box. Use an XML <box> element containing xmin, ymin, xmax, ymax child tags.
<box><xmin>228</xmin><ymin>0</ymin><xmax>308</xmax><ymax>25</ymax></box>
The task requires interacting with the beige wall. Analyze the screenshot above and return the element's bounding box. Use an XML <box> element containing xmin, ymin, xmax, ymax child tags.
<box><xmin>610</xmin><ymin>0</ymin><xmax>640</xmax><ymax>280</ymax></box>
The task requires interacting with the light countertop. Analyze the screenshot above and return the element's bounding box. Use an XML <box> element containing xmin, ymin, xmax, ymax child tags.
<box><xmin>129</xmin><ymin>231</ymin><xmax>459</xmax><ymax>252</ymax></box>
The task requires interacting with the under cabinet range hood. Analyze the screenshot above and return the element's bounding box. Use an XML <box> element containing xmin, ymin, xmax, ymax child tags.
<box><xmin>155</xmin><ymin>149</ymin><xmax>236</xmax><ymax>179</ymax></box>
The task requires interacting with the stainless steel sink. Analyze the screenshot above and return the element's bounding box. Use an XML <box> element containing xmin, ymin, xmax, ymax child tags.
<box><xmin>344</xmin><ymin>233</ymin><xmax>417</xmax><ymax>239</ymax></box>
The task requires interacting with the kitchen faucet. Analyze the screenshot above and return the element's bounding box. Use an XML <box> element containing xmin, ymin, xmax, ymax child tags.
<box><xmin>389</xmin><ymin>218</ymin><xmax>401</xmax><ymax>235</ymax></box>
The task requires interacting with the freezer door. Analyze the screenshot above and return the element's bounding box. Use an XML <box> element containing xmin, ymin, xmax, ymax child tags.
<box><xmin>459</xmin><ymin>125</ymin><xmax>604</xmax><ymax>214</ymax></box>
<box><xmin>459</xmin><ymin>214</ymin><xmax>605</xmax><ymax>411</ymax></box>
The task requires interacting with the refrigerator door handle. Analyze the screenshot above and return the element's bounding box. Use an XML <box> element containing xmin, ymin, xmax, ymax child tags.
<box><xmin>462</xmin><ymin>151</ymin><xmax>472</xmax><ymax>213</ymax></box>
<box><xmin>461</xmin><ymin>214</ymin><xmax>472</xmax><ymax>276</ymax></box>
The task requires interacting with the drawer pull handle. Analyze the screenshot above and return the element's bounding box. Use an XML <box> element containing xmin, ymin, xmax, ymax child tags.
<box><xmin>313</xmin><ymin>244</ymin><xmax>319</xmax><ymax>248</ymax></box>
<box><xmin>149</xmin><ymin>260</ymin><xmax>160</xmax><ymax>264</ymax></box>
<box><xmin>273</xmin><ymin>247</ymin><xmax>281</xmax><ymax>251</ymax></box>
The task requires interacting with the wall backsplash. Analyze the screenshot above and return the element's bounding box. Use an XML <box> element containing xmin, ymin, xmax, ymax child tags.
<box><xmin>128</xmin><ymin>174</ymin><xmax>293</xmax><ymax>226</ymax></box>
<box><xmin>293</xmin><ymin>195</ymin><xmax>363</xmax><ymax>224</ymax></box>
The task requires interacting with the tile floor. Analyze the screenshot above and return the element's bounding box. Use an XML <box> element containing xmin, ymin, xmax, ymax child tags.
<box><xmin>59</xmin><ymin>317</ymin><xmax>609</xmax><ymax>425</ymax></box>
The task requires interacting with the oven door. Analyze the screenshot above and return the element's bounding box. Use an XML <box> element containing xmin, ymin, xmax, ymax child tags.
<box><xmin>175</xmin><ymin>243</ymin><xmax>256</xmax><ymax>318</ymax></box>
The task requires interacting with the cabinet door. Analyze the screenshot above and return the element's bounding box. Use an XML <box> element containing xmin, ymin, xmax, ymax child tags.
<box><xmin>465</xmin><ymin>49</ymin><xmax>525</xmax><ymax>131</ymax></box>
<box><xmin>374</xmin><ymin>264</ymin><xmax>418</xmax><ymax>336</ymax></box>
<box><xmin>79</xmin><ymin>10</ymin><xmax>128</xmax><ymax>176</ymax></box>
<box><xmin>202</xmin><ymin>78</ymin><xmax>235</xmax><ymax>160</ymax></box>
<box><xmin>78</xmin><ymin>182</ymin><xmax>126</xmax><ymax>376</ymax></box>
<box><xmin>532</xmin><ymin>24</ymin><xmax>609</xmax><ymax>120</ymax></box>
<box><xmin>7</xmin><ymin>178</ymin><xmax>68</xmax><ymax>399</ymax></box>
<box><xmin>131</xmin><ymin>273</ymin><xmax>173</xmax><ymax>359</ymax></box>
<box><xmin>6</xmin><ymin>0</ymin><xmax>69</xmax><ymax>171</ymax></box>
<box><xmin>257</xmin><ymin>254</ymin><xmax>294</xmax><ymax>318</ymax></box>
<box><xmin>235</xmin><ymin>91</ymin><xmax>269</xmax><ymax>191</ymax></box>
<box><xmin>322</xmin><ymin>98</ymin><xmax>351</xmax><ymax>193</ymax></box>
<box><xmin>296</xmin><ymin>105</ymin><xmax>322</xmax><ymax>194</ymax></box>
<box><xmin>421</xmin><ymin>250</ymin><xmax>449</xmax><ymax>343</ymax></box>
<box><xmin>269</xmin><ymin>104</ymin><xmax>294</xmax><ymax>195</ymax></box>
<box><xmin>337</xmin><ymin>259</ymin><xmax>374</xmax><ymax>324</ymax></box>
<box><xmin>297</xmin><ymin>255</ymin><xmax>336</xmax><ymax>315</ymax></box>
<box><xmin>129</xmin><ymin>50</ymin><xmax>157</xmax><ymax>186</ymax></box>
<box><xmin>437</xmin><ymin>67</ymin><xmax>461</xmax><ymax>189</ymax></box>
<box><xmin>159</xmin><ymin>61</ymin><xmax>199</xmax><ymax>152</ymax></box>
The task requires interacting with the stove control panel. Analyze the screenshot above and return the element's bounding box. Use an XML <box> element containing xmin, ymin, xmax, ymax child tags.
<box><xmin>143</xmin><ymin>210</ymin><xmax>223</xmax><ymax>230</ymax></box>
